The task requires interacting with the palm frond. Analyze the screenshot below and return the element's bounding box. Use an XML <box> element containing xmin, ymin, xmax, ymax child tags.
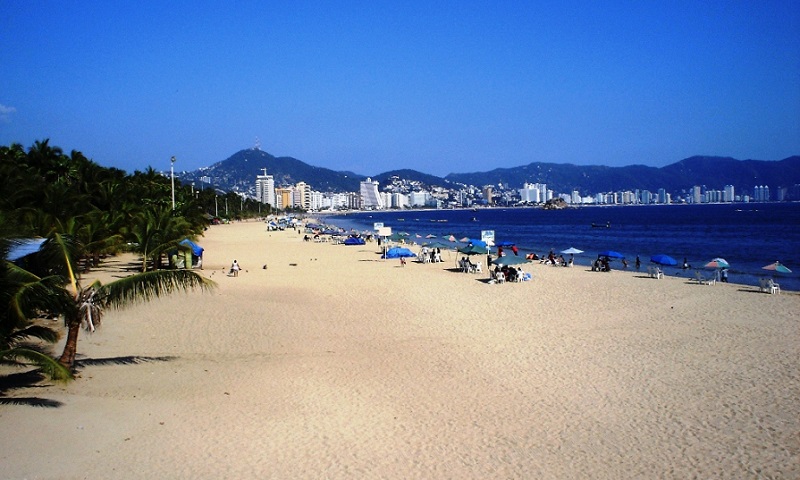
<box><xmin>97</xmin><ymin>270</ymin><xmax>216</xmax><ymax>309</ymax></box>
<box><xmin>2</xmin><ymin>325</ymin><xmax>61</xmax><ymax>348</ymax></box>
<box><xmin>0</xmin><ymin>347</ymin><xmax>72</xmax><ymax>381</ymax></box>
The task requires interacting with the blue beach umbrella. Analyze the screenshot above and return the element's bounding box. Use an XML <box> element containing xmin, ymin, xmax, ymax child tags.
<box><xmin>598</xmin><ymin>250</ymin><xmax>625</xmax><ymax>259</ymax></box>
<box><xmin>650</xmin><ymin>254</ymin><xmax>678</xmax><ymax>266</ymax></box>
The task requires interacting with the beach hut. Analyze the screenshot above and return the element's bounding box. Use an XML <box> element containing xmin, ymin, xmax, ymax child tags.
<box><xmin>175</xmin><ymin>238</ymin><xmax>204</xmax><ymax>269</ymax></box>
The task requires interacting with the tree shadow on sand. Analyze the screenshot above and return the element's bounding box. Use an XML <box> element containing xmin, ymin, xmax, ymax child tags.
<box><xmin>75</xmin><ymin>355</ymin><xmax>177</xmax><ymax>368</ymax></box>
<box><xmin>0</xmin><ymin>370</ymin><xmax>63</xmax><ymax>407</ymax></box>
<box><xmin>0</xmin><ymin>356</ymin><xmax>177</xmax><ymax>407</ymax></box>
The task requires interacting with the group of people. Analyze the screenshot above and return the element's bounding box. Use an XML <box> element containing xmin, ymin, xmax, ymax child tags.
<box><xmin>458</xmin><ymin>256</ymin><xmax>479</xmax><ymax>272</ymax></box>
<box><xmin>592</xmin><ymin>256</ymin><xmax>612</xmax><ymax>272</ymax></box>
<box><xmin>420</xmin><ymin>246</ymin><xmax>443</xmax><ymax>263</ymax></box>
<box><xmin>491</xmin><ymin>264</ymin><xmax>529</xmax><ymax>283</ymax></box>
<box><xmin>541</xmin><ymin>250</ymin><xmax>573</xmax><ymax>267</ymax></box>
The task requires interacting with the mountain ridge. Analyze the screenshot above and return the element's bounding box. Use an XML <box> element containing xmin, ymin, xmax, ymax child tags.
<box><xmin>178</xmin><ymin>149</ymin><xmax>800</xmax><ymax>198</ymax></box>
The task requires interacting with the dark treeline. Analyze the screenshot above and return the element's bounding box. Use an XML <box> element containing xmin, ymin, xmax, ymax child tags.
<box><xmin>1</xmin><ymin>140</ymin><xmax>217</xmax><ymax>382</ymax></box>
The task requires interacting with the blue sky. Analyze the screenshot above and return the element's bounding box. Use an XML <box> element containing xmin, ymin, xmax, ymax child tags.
<box><xmin>1</xmin><ymin>1</ymin><xmax>798</xmax><ymax>177</ymax></box>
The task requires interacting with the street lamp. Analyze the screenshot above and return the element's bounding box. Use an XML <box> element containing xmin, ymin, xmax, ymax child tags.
<box><xmin>170</xmin><ymin>156</ymin><xmax>176</xmax><ymax>210</ymax></box>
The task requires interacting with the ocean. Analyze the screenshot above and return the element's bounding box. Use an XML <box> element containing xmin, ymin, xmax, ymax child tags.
<box><xmin>326</xmin><ymin>202</ymin><xmax>800</xmax><ymax>292</ymax></box>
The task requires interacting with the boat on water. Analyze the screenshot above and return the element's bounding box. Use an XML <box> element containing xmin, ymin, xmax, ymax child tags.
<box><xmin>592</xmin><ymin>221</ymin><xmax>611</xmax><ymax>228</ymax></box>
<box><xmin>471</xmin><ymin>217</ymin><xmax>478</xmax><ymax>222</ymax></box>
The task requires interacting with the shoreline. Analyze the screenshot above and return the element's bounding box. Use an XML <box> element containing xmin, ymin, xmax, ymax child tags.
<box><xmin>1</xmin><ymin>220</ymin><xmax>798</xmax><ymax>479</ymax></box>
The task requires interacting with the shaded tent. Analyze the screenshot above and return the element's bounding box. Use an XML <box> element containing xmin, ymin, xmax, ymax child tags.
<box><xmin>343</xmin><ymin>237</ymin><xmax>366</xmax><ymax>246</ymax></box>
<box><xmin>382</xmin><ymin>247</ymin><xmax>416</xmax><ymax>259</ymax></box>
<box><xmin>6</xmin><ymin>238</ymin><xmax>46</xmax><ymax>262</ymax></box>
<box><xmin>175</xmin><ymin>238</ymin><xmax>204</xmax><ymax>269</ymax></box>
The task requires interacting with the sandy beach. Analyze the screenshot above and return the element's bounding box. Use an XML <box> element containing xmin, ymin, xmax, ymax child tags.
<box><xmin>2</xmin><ymin>220</ymin><xmax>798</xmax><ymax>479</ymax></box>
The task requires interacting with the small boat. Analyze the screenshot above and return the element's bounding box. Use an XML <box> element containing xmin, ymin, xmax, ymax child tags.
<box><xmin>470</xmin><ymin>217</ymin><xmax>478</xmax><ymax>222</ymax></box>
<box><xmin>592</xmin><ymin>222</ymin><xmax>611</xmax><ymax>228</ymax></box>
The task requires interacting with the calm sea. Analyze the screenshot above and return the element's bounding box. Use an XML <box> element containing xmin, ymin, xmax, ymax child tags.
<box><xmin>327</xmin><ymin>203</ymin><xmax>800</xmax><ymax>292</ymax></box>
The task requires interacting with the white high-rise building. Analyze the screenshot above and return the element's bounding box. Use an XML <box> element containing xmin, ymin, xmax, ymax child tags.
<box><xmin>255</xmin><ymin>170</ymin><xmax>275</xmax><ymax>208</ymax></box>
<box><xmin>724</xmin><ymin>185</ymin><xmax>735</xmax><ymax>203</ymax></box>
<box><xmin>359</xmin><ymin>178</ymin><xmax>384</xmax><ymax>209</ymax></box>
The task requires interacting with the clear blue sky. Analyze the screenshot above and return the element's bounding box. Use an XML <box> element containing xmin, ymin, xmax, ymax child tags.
<box><xmin>2</xmin><ymin>1</ymin><xmax>798</xmax><ymax>177</ymax></box>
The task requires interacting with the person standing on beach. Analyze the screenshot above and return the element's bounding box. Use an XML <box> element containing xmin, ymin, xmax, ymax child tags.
<box><xmin>230</xmin><ymin>260</ymin><xmax>241</xmax><ymax>277</ymax></box>
<box><xmin>635</xmin><ymin>255</ymin><xmax>641</xmax><ymax>270</ymax></box>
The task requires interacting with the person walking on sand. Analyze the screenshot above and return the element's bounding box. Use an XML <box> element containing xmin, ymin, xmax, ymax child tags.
<box><xmin>230</xmin><ymin>259</ymin><xmax>241</xmax><ymax>277</ymax></box>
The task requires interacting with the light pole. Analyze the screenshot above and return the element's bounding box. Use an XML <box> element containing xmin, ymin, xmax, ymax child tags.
<box><xmin>170</xmin><ymin>156</ymin><xmax>176</xmax><ymax>210</ymax></box>
<box><xmin>215</xmin><ymin>195</ymin><xmax>218</xmax><ymax>217</ymax></box>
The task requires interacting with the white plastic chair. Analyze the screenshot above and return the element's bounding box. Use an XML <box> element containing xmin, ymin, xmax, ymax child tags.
<box><xmin>496</xmin><ymin>272</ymin><xmax>505</xmax><ymax>284</ymax></box>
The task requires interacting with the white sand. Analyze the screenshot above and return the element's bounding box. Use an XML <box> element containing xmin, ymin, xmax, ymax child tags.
<box><xmin>1</xmin><ymin>220</ymin><xmax>798</xmax><ymax>479</ymax></box>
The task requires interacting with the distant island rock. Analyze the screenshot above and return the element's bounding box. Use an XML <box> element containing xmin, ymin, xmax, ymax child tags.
<box><xmin>543</xmin><ymin>198</ymin><xmax>568</xmax><ymax>210</ymax></box>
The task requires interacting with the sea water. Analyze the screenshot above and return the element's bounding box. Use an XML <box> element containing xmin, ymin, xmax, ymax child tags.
<box><xmin>327</xmin><ymin>202</ymin><xmax>800</xmax><ymax>292</ymax></box>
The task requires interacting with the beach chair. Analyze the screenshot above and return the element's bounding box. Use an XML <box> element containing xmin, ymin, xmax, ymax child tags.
<box><xmin>767</xmin><ymin>279</ymin><xmax>780</xmax><ymax>294</ymax></box>
<box><xmin>496</xmin><ymin>272</ymin><xmax>505</xmax><ymax>284</ymax></box>
<box><xmin>647</xmin><ymin>266</ymin><xmax>663</xmax><ymax>279</ymax></box>
<box><xmin>692</xmin><ymin>270</ymin><xmax>715</xmax><ymax>285</ymax></box>
<box><xmin>473</xmin><ymin>262</ymin><xmax>482</xmax><ymax>273</ymax></box>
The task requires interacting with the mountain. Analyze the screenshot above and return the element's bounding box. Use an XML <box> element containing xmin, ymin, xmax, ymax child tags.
<box><xmin>445</xmin><ymin>156</ymin><xmax>800</xmax><ymax>194</ymax></box>
<box><xmin>178</xmin><ymin>148</ymin><xmax>366</xmax><ymax>193</ymax></box>
<box><xmin>179</xmin><ymin>149</ymin><xmax>800</xmax><ymax>196</ymax></box>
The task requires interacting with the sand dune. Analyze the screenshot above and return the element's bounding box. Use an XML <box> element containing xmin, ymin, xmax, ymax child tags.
<box><xmin>1</xmin><ymin>220</ymin><xmax>798</xmax><ymax>479</ymax></box>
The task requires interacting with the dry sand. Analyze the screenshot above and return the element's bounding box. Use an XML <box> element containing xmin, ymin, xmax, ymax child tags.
<box><xmin>1</xmin><ymin>220</ymin><xmax>798</xmax><ymax>479</ymax></box>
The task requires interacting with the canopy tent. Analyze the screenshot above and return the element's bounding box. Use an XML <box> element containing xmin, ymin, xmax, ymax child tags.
<box><xmin>382</xmin><ymin>247</ymin><xmax>416</xmax><ymax>259</ymax></box>
<box><xmin>6</xmin><ymin>238</ymin><xmax>46</xmax><ymax>262</ymax></box>
<box><xmin>343</xmin><ymin>237</ymin><xmax>366</xmax><ymax>246</ymax></box>
<box><xmin>179</xmin><ymin>238</ymin><xmax>204</xmax><ymax>257</ymax></box>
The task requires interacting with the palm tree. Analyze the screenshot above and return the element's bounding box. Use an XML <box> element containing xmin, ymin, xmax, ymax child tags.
<box><xmin>39</xmin><ymin>233</ymin><xmax>216</xmax><ymax>369</ymax></box>
<box><xmin>0</xmin><ymin>238</ymin><xmax>72</xmax><ymax>381</ymax></box>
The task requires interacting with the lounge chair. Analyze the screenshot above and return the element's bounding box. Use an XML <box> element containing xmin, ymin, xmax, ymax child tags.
<box><xmin>647</xmin><ymin>265</ymin><xmax>663</xmax><ymax>279</ymax></box>
<box><xmin>692</xmin><ymin>270</ymin><xmax>715</xmax><ymax>285</ymax></box>
<box><xmin>767</xmin><ymin>279</ymin><xmax>780</xmax><ymax>294</ymax></box>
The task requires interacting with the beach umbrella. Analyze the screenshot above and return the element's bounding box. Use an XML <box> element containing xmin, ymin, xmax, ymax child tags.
<box><xmin>457</xmin><ymin>244</ymin><xmax>488</xmax><ymax>256</ymax></box>
<box><xmin>762</xmin><ymin>261</ymin><xmax>792</xmax><ymax>274</ymax></box>
<box><xmin>466</xmin><ymin>238</ymin><xmax>487</xmax><ymax>248</ymax></box>
<box><xmin>491</xmin><ymin>255</ymin><xmax>530</xmax><ymax>267</ymax></box>
<box><xmin>704</xmin><ymin>258</ymin><xmax>730</xmax><ymax>269</ymax></box>
<box><xmin>6</xmin><ymin>238</ymin><xmax>46</xmax><ymax>262</ymax></box>
<box><xmin>561</xmin><ymin>247</ymin><xmax>583</xmax><ymax>255</ymax></box>
<box><xmin>447</xmin><ymin>235</ymin><xmax>457</xmax><ymax>242</ymax></box>
<box><xmin>650</xmin><ymin>254</ymin><xmax>678</xmax><ymax>266</ymax></box>
<box><xmin>425</xmin><ymin>234</ymin><xmax>437</xmax><ymax>238</ymax></box>
<box><xmin>423</xmin><ymin>240</ymin><xmax>456</xmax><ymax>250</ymax></box>
<box><xmin>598</xmin><ymin>250</ymin><xmax>625</xmax><ymax>259</ymax></box>
<box><xmin>459</xmin><ymin>237</ymin><xmax>470</xmax><ymax>242</ymax></box>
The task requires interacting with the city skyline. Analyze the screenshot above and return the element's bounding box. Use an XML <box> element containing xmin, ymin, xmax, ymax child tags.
<box><xmin>2</xmin><ymin>2</ymin><xmax>799</xmax><ymax>177</ymax></box>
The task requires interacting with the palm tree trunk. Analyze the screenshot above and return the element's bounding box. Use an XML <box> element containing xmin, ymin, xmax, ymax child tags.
<box><xmin>58</xmin><ymin>318</ymin><xmax>81</xmax><ymax>368</ymax></box>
